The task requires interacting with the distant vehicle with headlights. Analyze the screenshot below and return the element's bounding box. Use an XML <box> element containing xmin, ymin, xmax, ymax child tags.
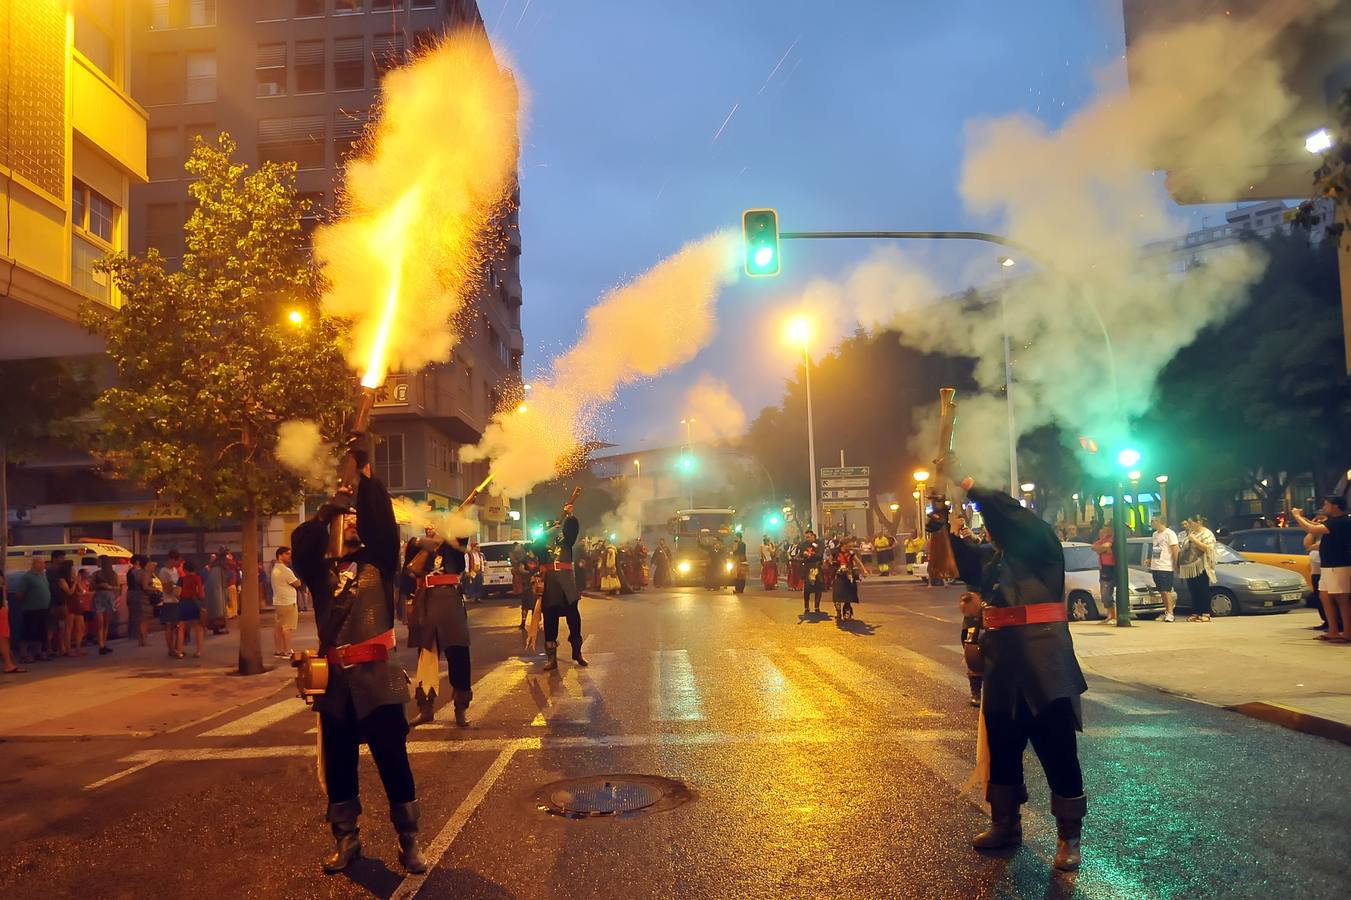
<box><xmin>669</xmin><ymin>508</ymin><xmax>746</xmax><ymax>591</ymax></box>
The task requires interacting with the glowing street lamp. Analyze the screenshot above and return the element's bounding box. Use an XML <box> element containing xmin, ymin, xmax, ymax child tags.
<box><xmin>783</xmin><ymin>314</ymin><xmax>818</xmax><ymax>534</ymax></box>
<box><xmin>287</xmin><ymin>309</ymin><xmax>304</xmax><ymax>326</ymax></box>
<box><xmin>1306</xmin><ymin>127</ymin><xmax>1334</xmax><ymax>154</ymax></box>
<box><xmin>1156</xmin><ymin>474</ymin><xmax>1170</xmax><ymax>522</ymax></box>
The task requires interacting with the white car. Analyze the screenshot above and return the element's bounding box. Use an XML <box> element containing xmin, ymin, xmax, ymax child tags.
<box><xmin>1062</xmin><ymin>542</ymin><xmax>1163</xmax><ymax>620</ymax></box>
<box><xmin>477</xmin><ymin>541</ymin><xmax>519</xmax><ymax>596</ymax></box>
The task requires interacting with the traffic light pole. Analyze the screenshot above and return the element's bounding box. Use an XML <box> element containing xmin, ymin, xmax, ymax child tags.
<box><xmin>1113</xmin><ymin>480</ymin><xmax>1132</xmax><ymax>627</ymax></box>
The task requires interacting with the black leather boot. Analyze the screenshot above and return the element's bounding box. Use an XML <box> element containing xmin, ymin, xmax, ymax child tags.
<box><xmin>971</xmin><ymin>783</ymin><xmax>1026</xmax><ymax>849</ymax></box>
<box><xmin>322</xmin><ymin>798</ymin><xmax>362</xmax><ymax>874</ymax></box>
<box><xmin>543</xmin><ymin>641</ymin><xmax>558</xmax><ymax>671</ymax></box>
<box><xmin>407</xmin><ymin>693</ymin><xmax>435</xmax><ymax>728</ymax></box>
<box><xmin>390</xmin><ymin>800</ymin><xmax>427</xmax><ymax>874</ymax></box>
<box><xmin>570</xmin><ymin>639</ymin><xmax>588</xmax><ymax>667</ymax></box>
<box><xmin>1051</xmin><ymin>793</ymin><xmax>1086</xmax><ymax>871</ymax></box>
<box><xmin>451</xmin><ymin>687</ymin><xmax>472</xmax><ymax>727</ymax></box>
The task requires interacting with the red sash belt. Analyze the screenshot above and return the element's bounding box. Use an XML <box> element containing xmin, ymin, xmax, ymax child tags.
<box><xmin>542</xmin><ymin>562</ymin><xmax>573</xmax><ymax>572</ymax></box>
<box><xmin>328</xmin><ymin>629</ymin><xmax>396</xmax><ymax>669</ymax></box>
<box><xmin>983</xmin><ymin>602</ymin><xmax>1067</xmax><ymax>629</ymax></box>
<box><xmin>425</xmin><ymin>573</ymin><xmax>460</xmax><ymax>586</ymax></box>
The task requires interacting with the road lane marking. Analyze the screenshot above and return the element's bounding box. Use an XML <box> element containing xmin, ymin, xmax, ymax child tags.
<box><xmin>798</xmin><ymin>646</ymin><xmax>928</xmax><ymax>717</ymax></box>
<box><xmin>83</xmin><ymin>754</ymin><xmax>165</xmax><ymax>791</ymax></box>
<box><xmin>876</xmin><ymin>644</ymin><xmax>972</xmax><ymax>693</ymax></box>
<box><xmin>201</xmin><ymin>698</ymin><xmax>303</xmax><ymax>737</ymax></box>
<box><xmin>530</xmin><ymin>652</ymin><xmax>613</xmax><ymax>726</ymax></box>
<box><xmin>1087</xmin><ymin>692</ymin><xmax>1172</xmax><ymax>717</ymax></box>
<box><xmin>725</xmin><ymin>649</ymin><xmax>823</xmax><ymax>720</ymax></box>
<box><xmin>440</xmin><ymin>656</ymin><xmax>533</xmax><ymax>724</ymax></box>
<box><xmin>391</xmin><ymin>741</ymin><xmax>522</xmax><ymax>900</ymax></box>
<box><xmin>652</xmin><ymin>649</ymin><xmax>704</xmax><ymax>721</ymax></box>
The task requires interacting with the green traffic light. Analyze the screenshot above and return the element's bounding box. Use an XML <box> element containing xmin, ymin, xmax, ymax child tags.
<box><xmin>1117</xmin><ymin>448</ymin><xmax>1141</xmax><ymax>468</ymax></box>
<box><xmin>769</xmin><ymin>515</ymin><xmax>782</xmax><ymax>527</ymax></box>
<box><xmin>679</xmin><ymin>455</ymin><xmax>696</xmax><ymax>473</ymax></box>
<box><xmin>742</xmin><ymin>208</ymin><xmax>781</xmax><ymax>277</ymax></box>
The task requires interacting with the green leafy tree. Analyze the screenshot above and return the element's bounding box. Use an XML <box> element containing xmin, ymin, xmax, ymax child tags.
<box><xmin>82</xmin><ymin>135</ymin><xmax>354</xmax><ymax>675</ymax></box>
<box><xmin>0</xmin><ymin>360</ymin><xmax>95</xmax><ymax>558</ymax></box>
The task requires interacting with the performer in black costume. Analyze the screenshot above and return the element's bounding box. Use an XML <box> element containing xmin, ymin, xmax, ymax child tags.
<box><xmin>538</xmin><ymin>500</ymin><xmax>586</xmax><ymax>671</ymax></box>
<box><xmin>799</xmin><ymin>530</ymin><xmax>824</xmax><ymax>614</ymax></box>
<box><xmin>405</xmin><ymin>530</ymin><xmax>473</xmax><ymax>728</ymax></box>
<box><xmin>949</xmin><ymin>477</ymin><xmax>1088</xmax><ymax>872</ymax></box>
<box><xmin>290</xmin><ymin>455</ymin><xmax>426</xmax><ymax>875</ymax></box>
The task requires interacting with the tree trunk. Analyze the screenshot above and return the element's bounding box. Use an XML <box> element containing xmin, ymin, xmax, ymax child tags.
<box><xmin>237</xmin><ymin>507</ymin><xmax>264</xmax><ymax>675</ymax></box>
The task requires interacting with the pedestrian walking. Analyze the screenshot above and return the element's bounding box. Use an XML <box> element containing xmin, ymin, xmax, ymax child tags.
<box><xmin>1090</xmin><ymin>523</ymin><xmax>1117</xmax><ymax>625</ymax></box>
<box><xmin>600</xmin><ymin>540</ymin><xmax>621</xmax><ymax>594</ymax></box>
<box><xmin>158</xmin><ymin>551</ymin><xmax>183</xmax><ymax>658</ymax></box>
<box><xmin>831</xmin><ymin>539</ymin><xmax>867</xmax><ymax>619</ymax></box>
<box><xmin>270</xmin><ymin>546</ymin><xmax>301</xmax><ymax>658</ymax></box>
<box><xmin>799</xmin><ymin>530</ymin><xmax>824</xmax><ymax>614</ymax></box>
<box><xmin>652</xmin><ymin>539</ymin><xmax>672</xmax><ymax>588</ymax></box>
<box><xmin>1293</xmin><ymin>497</ymin><xmax>1351</xmax><ymax>643</ymax></box>
<box><xmin>16</xmin><ymin>557</ymin><xmax>52</xmax><ymax>663</ymax></box>
<box><xmin>538</xmin><ymin>500</ymin><xmax>587</xmax><ymax>671</ymax></box>
<box><xmin>958</xmin><ymin>590</ymin><xmax>984</xmax><ymax>706</ymax></box>
<box><xmin>125</xmin><ymin>555</ymin><xmax>150</xmax><ymax>646</ymax></box>
<box><xmin>951</xmin><ymin>478</ymin><xmax>1088</xmax><ymax>872</ymax></box>
<box><xmin>1179</xmin><ymin>517</ymin><xmax>1217</xmax><ymax>622</ymax></box>
<box><xmin>290</xmin><ymin>453</ymin><xmax>425</xmax><ymax>875</ymax></box>
<box><xmin>92</xmin><ymin>556</ymin><xmax>119</xmax><ymax>654</ymax></box>
<box><xmin>760</xmin><ymin>536</ymin><xmax>778</xmax><ymax>590</ymax></box>
<box><xmin>1149</xmin><ymin>516</ymin><xmax>1181</xmax><ymax>622</ymax></box>
<box><xmin>178</xmin><ymin>560</ymin><xmax>206</xmax><ymax>658</ymax></box>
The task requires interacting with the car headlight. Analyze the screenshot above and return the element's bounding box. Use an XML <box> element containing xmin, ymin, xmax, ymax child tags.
<box><xmin>724</xmin><ymin>561</ymin><xmax>734</xmax><ymax>572</ymax></box>
<box><xmin>677</xmin><ymin>561</ymin><xmax>691</xmax><ymax>575</ymax></box>
<box><xmin>1247</xmin><ymin>580</ymin><xmax>1271</xmax><ymax>591</ymax></box>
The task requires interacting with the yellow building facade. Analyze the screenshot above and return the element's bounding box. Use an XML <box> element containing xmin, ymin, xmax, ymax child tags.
<box><xmin>0</xmin><ymin>0</ymin><xmax>147</xmax><ymax>360</ymax></box>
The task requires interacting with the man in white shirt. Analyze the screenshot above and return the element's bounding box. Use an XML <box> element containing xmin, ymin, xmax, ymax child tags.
<box><xmin>270</xmin><ymin>546</ymin><xmax>301</xmax><ymax>658</ymax></box>
<box><xmin>1150</xmin><ymin>516</ymin><xmax>1181</xmax><ymax>623</ymax></box>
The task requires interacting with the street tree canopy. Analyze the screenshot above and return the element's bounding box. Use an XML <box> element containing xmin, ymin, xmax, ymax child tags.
<box><xmin>82</xmin><ymin>134</ymin><xmax>354</xmax><ymax>674</ymax></box>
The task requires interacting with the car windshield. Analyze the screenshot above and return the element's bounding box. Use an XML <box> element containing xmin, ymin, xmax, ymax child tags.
<box><xmin>1215</xmin><ymin>544</ymin><xmax>1246</xmax><ymax>564</ymax></box>
<box><xmin>676</xmin><ymin>513</ymin><xmax>734</xmax><ymax>535</ymax></box>
<box><xmin>1062</xmin><ymin>546</ymin><xmax>1099</xmax><ymax>572</ymax></box>
<box><xmin>479</xmin><ymin>544</ymin><xmax>515</xmax><ymax>562</ymax></box>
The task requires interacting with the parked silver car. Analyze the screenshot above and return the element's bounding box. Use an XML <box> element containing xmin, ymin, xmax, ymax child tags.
<box><xmin>1123</xmin><ymin>537</ymin><xmax>1304</xmax><ymax>617</ymax></box>
<box><xmin>1062</xmin><ymin>542</ymin><xmax>1163</xmax><ymax>621</ymax></box>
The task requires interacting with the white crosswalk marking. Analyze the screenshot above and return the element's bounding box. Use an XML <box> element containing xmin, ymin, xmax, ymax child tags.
<box><xmin>202</xmin><ymin>698</ymin><xmax>303</xmax><ymax>737</ymax></box>
<box><xmin>798</xmin><ymin>646</ymin><xmax>928</xmax><ymax>717</ymax></box>
<box><xmin>1087</xmin><ymin>692</ymin><xmax>1173</xmax><ymax>717</ymax></box>
<box><xmin>439</xmin><ymin>656</ymin><xmax>534</xmax><ymax>723</ymax></box>
<box><xmin>652</xmin><ymin>649</ymin><xmax>704</xmax><ymax>721</ymax></box>
<box><xmin>530</xmin><ymin>653</ymin><xmax>613</xmax><ymax>725</ymax></box>
<box><xmin>725</xmin><ymin>649</ymin><xmax>823</xmax><ymax>720</ymax></box>
<box><xmin>876</xmin><ymin>644</ymin><xmax>971</xmax><ymax>693</ymax></box>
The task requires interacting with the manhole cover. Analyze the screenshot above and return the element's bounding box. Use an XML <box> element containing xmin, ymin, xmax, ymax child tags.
<box><xmin>535</xmin><ymin>774</ymin><xmax>692</xmax><ymax>819</ymax></box>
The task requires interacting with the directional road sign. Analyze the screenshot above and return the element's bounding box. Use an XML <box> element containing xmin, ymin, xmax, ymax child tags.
<box><xmin>822</xmin><ymin>500</ymin><xmax>869</xmax><ymax>510</ymax></box>
<box><xmin>820</xmin><ymin>466</ymin><xmax>870</xmax><ymax>479</ymax></box>
<box><xmin>821</xmin><ymin>477</ymin><xmax>869</xmax><ymax>489</ymax></box>
<box><xmin>821</xmin><ymin>488</ymin><xmax>869</xmax><ymax>500</ymax></box>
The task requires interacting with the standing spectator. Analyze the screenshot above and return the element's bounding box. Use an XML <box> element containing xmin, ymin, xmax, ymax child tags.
<box><xmin>1293</xmin><ymin>497</ymin><xmax>1351</xmax><ymax>643</ymax></box>
<box><xmin>92</xmin><ymin>556</ymin><xmax>118</xmax><ymax>654</ymax></box>
<box><xmin>1305</xmin><ymin>518</ymin><xmax>1327</xmax><ymax>631</ymax></box>
<box><xmin>54</xmin><ymin>559</ymin><xmax>80</xmax><ymax>657</ymax></box>
<box><xmin>270</xmin><ymin>546</ymin><xmax>301</xmax><ymax>658</ymax></box>
<box><xmin>46</xmin><ymin>550</ymin><xmax>68</xmax><ymax>658</ymax></box>
<box><xmin>1091</xmin><ymin>523</ymin><xmax>1117</xmax><ymax>625</ymax></box>
<box><xmin>158</xmin><ymin>551</ymin><xmax>183</xmax><ymax>658</ymax></box>
<box><xmin>177</xmin><ymin>560</ymin><xmax>206</xmax><ymax>658</ymax></box>
<box><xmin>125</xmin><ymin>555</ymin><xmax>149</xmax><ymax>646</ymax></box>
<box><xmin>465</xmin><ymin>540</ymin><xmax>485</xmax><ymax>603</ymax></box>
<box><xmin>204</xmin><ymin>553</ymin><xmax>229</xmax><ymax>634</ymax></box>
<box><xmin>1179</xmin><ymin>517</ymin><xmax>1218</xmax><ymax>622</ymax></box>
<box><xmin>1149</xmin><ymin>516</ymin><xmax>1181</xmax><ymax>623</ymax></box>
<box><xmin>16</xmin><ymin>557</ymin><xmax>52</xmax><ymax>663</ymax></box>
<box><xmin>224</xmin><ymin>551</ymin><xmax>241</xmax><ymax>618</ymax></box>
<box><xmin>1</xmin><ymin>567</ymin><xmax>25</xmax><ymax>674</ymax></box>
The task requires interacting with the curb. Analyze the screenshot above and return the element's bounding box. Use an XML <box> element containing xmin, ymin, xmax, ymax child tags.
<box><xmin>1225</xmin><ymin>701</ymin><xmax>1351</xmax><ymax>747</ymax></box>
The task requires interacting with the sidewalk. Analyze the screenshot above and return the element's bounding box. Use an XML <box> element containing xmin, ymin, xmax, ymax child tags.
<box><xmin>0</xmin><ymin>608</ymin><xmax>316</xmax><ymax>741</ymax></box>
<box><xmin>1070</xmin><ymin>608</ymin><xmax>1351</xmax><ymax>744</ymax></box>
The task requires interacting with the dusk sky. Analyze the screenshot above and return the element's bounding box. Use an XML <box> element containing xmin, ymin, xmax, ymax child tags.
<box><xmin>484</xmin><ymin>0</ymin><xmax>1177</xmax><ymax>450</ymax></box>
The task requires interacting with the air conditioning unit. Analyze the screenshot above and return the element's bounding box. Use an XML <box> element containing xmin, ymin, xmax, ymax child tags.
<box><xmin>258</xmin><ymin>82</ymin><xmax>282</xmax><ymax>97</ymax></box>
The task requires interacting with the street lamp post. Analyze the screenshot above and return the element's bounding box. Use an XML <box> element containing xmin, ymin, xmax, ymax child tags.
<box><xmin>1155</xmin><ymin>474</ymin><xmax>1169</xmax><ymax>523</ymax></box>
<box><xmin>998</xmin><ymin>256</ymin><xmax>1020</xmax><ymax>498</ymax></box>
<box><xmin>784</xmin><ymin>316</ymin><xmax>818</xmax><ymax>535</ymax></box>
<box><xmin>1020</xmin><ymin>481</ymin><xmax>1036</xmax><ymax>510</ymax></box>
<box><xmin>912</xmin><ymin>469</ymin><xmax>930</xmax><ymax>537</ymax></box>
<box><xmin>678</xmin><ymin>418</ymin><xmax>695</xmax><ymax>508</ymax></box>
<box><xmin>1127</xmin><ymin>470</ymin><xmax>1143</xmax><ymax>528</ymax></box>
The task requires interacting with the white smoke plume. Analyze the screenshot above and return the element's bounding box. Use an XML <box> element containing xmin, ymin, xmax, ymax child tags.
<box><xmin>802</xmin><ymin>13</ymin><xmax>1304</xmax><ymax>488</ymax></box>
<box><xmin>390</xmin><ymin>496</ymin><xmax>480</xmax><ymax>542</ymax></box>
<box><xmin>598</xmin><ymin>478</ymin><xmax>647</xmax><ymax>543</ymax></box>
<box><xmin>681</xmin><ymin>376</ymin><xmax>748</xmax><ymax>442</ymax></box>
<box><xmin>275</xmin><ymin>419</ymin><xmax>335</xmax><ymax>491</ymax></box>
<box><xmin>314</xmin><ymin>30</ymin><xmax>523</xmax><ymax>385</ymax></box>
<box><xmin>464</xmin><ymin>231</ymin><xmax>741</xmax><ymax>497</ymax></box>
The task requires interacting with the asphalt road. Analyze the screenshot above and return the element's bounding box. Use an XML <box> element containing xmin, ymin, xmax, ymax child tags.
<box><xmin>2</xmin><ymin>580</ymin><xmax>1348</xmax><ymax>899</ymax></box>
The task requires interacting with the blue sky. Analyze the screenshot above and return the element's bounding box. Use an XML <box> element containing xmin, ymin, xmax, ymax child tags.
<box><xmin>485</xmin><ymin>0</ymin><xmax>1141</xmax><ymax>447</ymax></box>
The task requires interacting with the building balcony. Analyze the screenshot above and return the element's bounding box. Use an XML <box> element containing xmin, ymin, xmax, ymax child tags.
<box><xmin>370</xmin><ymin>370</ymin><xmax>486</xmax><ymax>443</ymax></box>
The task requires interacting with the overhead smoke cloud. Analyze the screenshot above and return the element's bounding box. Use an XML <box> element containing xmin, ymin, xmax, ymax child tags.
<box><xmin>464</xmin><ymin>231</ymin><xmax>740</xmax><ymax>497</ymax></box>
<box><xmin>599</xmin><ymin>479</ymin><xmax>647</xmax><ymax>542</ymax></box>
<box><xmin>391</xmin><ymin>496</ymin><xmax>480</xmax><ymax>542</ymax></box>
<box><xmin>314</xmin><ymin>30</ymin><xmax>522</xmax><ymax>386</ymax></box>
<box><xmin>682</xmin><ymin>376</ymin><xmax>748</xmax><ymax>442</ymax></box>
<box><xmin>275</xmin><ymin>419</ymin><xmax>334</xmax><ymax>491</ymax></box>
<box><xmin>797</xmin><ymin>12</ymin><xmax>1305</xmax><ymax>488</ymax></box>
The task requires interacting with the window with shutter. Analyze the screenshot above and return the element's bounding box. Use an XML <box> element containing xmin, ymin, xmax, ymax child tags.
<box><xmin>334</xmin><ymin>36</ymin><xmax>365</xmax><ymax>90</ymax></box>
<box><xmin>257</xmin><ymin>43</ymin><xmax>286</xmax><ymax>97</ymax></box>
<box><xmin>258</xmin><ymin>115</ymin><xmax>327</xmax><ymax>169</ymax></box>
<box><xmin>295</xmin><ymin>40</ymin><xmax>325</xmax><ymax>93</ymax></box>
